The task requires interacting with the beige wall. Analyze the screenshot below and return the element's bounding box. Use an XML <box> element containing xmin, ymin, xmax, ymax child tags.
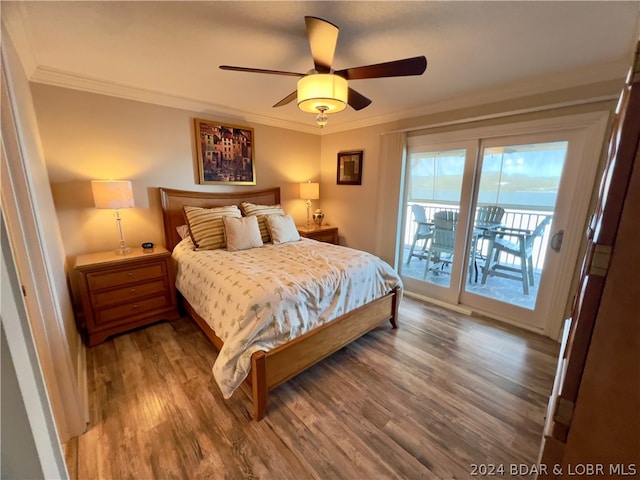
<box><xmin>29</xmin><ymin>75</ymin><xmax>625</xmax><ymax>342</ymax></box>
<box><xmin>319</xmin><ymin>79</ymin><xmax>623</xmax><ymax>257</ymax></box>
<box><xmin>319</xmin><ymin>123</ymin><xmax>387</xmax><ymax>252</ymax></box>
<box><xmin>32</xmin><ymin>79</ymin><xmax>624</xmax><ymax>275</ymax></box>
<box><xmin>31</xmin><ymin>84</ymin><xmax>321</xmax><ymax>259</ymax></box>
<box><xmin>32</xmin><ymin>79</ymin><xmax>623</xmax><ymax>261</ymax></box>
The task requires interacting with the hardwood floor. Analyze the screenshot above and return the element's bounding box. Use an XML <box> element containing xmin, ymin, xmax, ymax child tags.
<box><xmin>67</xmin><ymin>297</ymin><xmax>559</xmax><ymax>479</ymax></box>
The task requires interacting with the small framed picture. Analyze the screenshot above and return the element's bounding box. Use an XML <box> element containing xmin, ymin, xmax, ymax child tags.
<box><xmin>337</xmin><ymin>150</ymin><xmax>363</xmax><ymax>185</ymax></box>
<box><xmin>194</xmin><ymin>118</ymin><xmax>256</xmax><ymax>185</ymax></box>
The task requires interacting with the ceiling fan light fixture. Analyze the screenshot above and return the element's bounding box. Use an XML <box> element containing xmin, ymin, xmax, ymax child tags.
<box><xmin>297</xmin><ymin>74</ymin><xmax>348</xmax><ymax>114</ymax></box>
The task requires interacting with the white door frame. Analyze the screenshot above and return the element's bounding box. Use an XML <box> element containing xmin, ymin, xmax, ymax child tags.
<box><xmin>400</xmin><ymin>110</ymin><xmax>610</xmax><ymax>337</ymax></box>
<box><xmin>1</xmin><ymin>212</ymin><xmax>70</xmax><ymax>479</ymax></box>
<box><xmin>1</xmin><ymin>30</ymin><xmax>88</xmax><ymax>443</ymax></box>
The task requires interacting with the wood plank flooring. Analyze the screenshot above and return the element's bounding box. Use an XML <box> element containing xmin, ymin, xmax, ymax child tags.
<box><xmin>66</xmin><ymin>297</ymin><xmax>559</xmax><ymax>479</ymax></box>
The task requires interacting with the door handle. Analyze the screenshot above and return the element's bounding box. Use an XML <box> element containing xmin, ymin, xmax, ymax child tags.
<box><xmin>551</xmin><ymin>230</ymin><xmax>564</xmax><ymax>253</ymax></box>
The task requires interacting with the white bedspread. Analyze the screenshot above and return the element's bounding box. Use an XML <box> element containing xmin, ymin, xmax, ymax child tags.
<box><xmin>172</xmin><ymin>237</ymin><xmax>402</xmax><ymax>398</ymax></box>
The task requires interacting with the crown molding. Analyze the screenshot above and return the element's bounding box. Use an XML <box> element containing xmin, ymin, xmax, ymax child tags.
<box><xmin>28</xmin><ymin>58</ymin><xmax>626</xmax><ymax>137</ymax></box>
<box><xmin>29</xmin><ymin>66</ymin><xmax>322</xmax><ymax>135</ymax></box>
<box><xmin>327</xmin><ymin>59</ymin><xmax>628</xmax><ymax>133</ymax></box>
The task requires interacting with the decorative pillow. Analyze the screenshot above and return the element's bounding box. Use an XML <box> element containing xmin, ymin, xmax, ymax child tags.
<box><xmin>223</xmin><ymin>216</ymin><xmax>263</xmax><ymax>251</ymax></box>
<box><xmin>265</xmin><ymin>214</ymin><xmax>301</xmax><ymax>245</ymax></box>
<box><xmin>176</xmin><ymin>224</ymin><xmax>190</xmax><ymax>240</ymax></box>
<box><xmin>240</xmin><ymin>202</ymin><xmax>285</xmax><ymax>243</ymax></box>
<box><xmin>183</xmin><ymin>205</ymin><xmax>241</xmax><ymax>250</ymax></box>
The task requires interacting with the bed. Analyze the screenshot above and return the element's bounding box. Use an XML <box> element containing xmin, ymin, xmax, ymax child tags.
<box><xmin>159</xmin><ymin>186</ymin><xmax>402</xmax><ymax>420</ymax></box>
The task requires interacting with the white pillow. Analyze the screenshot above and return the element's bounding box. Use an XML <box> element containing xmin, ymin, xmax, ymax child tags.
<box><xmin>223</xmin><ymin>215</ymin><xmax>264</xmax><ymax>251</ymax></box>
<box><xmin>265</xmin><ymin>214</ymin><xmax>300</xmax><ymax>245</ymax></box>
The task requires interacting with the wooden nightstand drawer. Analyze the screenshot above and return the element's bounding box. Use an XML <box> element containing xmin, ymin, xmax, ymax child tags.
<box><xmin>86</xmin><ymin>261</ymin><xmax>167</xmax><ymax>290</ymax></box>
<box><xmin>307</xmin><ymin>230</ymin><xmax>336</xmax><ymax>243</ymax></box>
<box><xmin>75</xmin><ymin>247</ymin><xmax>180</xmax><ymax>346</ymax></box>
<box><xmin>94</xmin><ymin>293</ymin><xmax>173</xmax><ymax>326</ymax></box>
<box><xmin>298</xmin><ymin>225</ymin><xmax>338</xmax><ymax>245</ymax></box>
<box><xmin>90</xmin><ymin>278</ymin><xmax>169</xmax><ymax>308</ymax></box>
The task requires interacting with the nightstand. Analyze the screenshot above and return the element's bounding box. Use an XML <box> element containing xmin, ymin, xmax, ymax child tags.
<box><xmin>297</xmin><ymin>225</ymin><xmax>339</xmax><ymax>245</ymax></box>
<box><xmin>75</xmin><ymin>246</ymin><xmax>180</xmax><ymax>346</ymax></box>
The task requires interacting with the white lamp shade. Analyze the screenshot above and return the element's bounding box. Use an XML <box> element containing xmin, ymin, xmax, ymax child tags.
<box><xmin>91</xmin><ymin>180</ymin><xmax>134</xmax><ymax>209</ymax></box>
<box><xmin>299</xmin><ymin>182</ymin><xmax>320</xmax><ymax>200</ymax></box>
<box><xmin>297</xmin><ymin>74</ymin><xmax>348</xmax><ymax>113</ymax></box>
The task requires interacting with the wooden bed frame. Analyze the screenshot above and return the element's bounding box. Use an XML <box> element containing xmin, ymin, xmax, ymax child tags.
<box><xmin>159</xmin><ymin>186</ymin><xmax>400</xmax><ymax>420</ymax></box>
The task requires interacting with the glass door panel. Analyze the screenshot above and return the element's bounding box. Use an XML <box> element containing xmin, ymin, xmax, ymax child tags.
<box><xmin>400</xmin><ymin>141</ymin><xmax>477</xmax><ymax>305</ymax></box>
<box><xmin>402</xmin><ymin>148</ymin><xmax>465</xmax><ymax>288</ymax></box>
<box><xmin>464</xmin><ymin>142</ymin><xmax>567</xmax><ymax>309</ymax></box>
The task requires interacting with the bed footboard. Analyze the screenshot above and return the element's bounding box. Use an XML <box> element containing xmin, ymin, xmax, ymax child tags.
<box><xmin>250</xmin><ymin>286</ymin><xmax>400</xmax><ymax>420</ymax></box>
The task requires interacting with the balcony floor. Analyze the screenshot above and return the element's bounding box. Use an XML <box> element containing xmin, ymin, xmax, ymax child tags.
<box><xmin>401</xmin><ymin>248</ymin><xmax>541</xmax><ymax>310</ymax></box>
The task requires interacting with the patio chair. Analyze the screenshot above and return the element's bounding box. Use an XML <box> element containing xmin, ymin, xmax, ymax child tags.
<box><xmin>406</xmin><ymin>204</ymin><xmax>433</xmax><ymax>264</ymax></box>
<box><xmin>480</xmin><ymin>215</ymin><xmax>553</xmax><ymax>295</ymax></box>
<box><xmin>475</xmin><ymin>205</ymin><xmax>505</xmax><ymax>228</ymax></box>
<box><xmin>423</xmin><ymin>210</ymin><xmax>458</xmax><ymax>278</ymax></box>
<box><xmin>469</xmin><ymin>205</ymin><xmax>506</xmax><ymax>281</ymax></box>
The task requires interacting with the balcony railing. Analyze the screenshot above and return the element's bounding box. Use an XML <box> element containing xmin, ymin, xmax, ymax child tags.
<box><xmin>404</xmin><ymin>202</ymin><xmax>553</xmax><ymax>270</ymax></box>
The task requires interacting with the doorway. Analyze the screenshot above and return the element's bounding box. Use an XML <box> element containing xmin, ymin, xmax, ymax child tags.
<box><xmin>399</xmin><ymin>112</ymin><xmax>609</xmax><ymax>332</ymax></box>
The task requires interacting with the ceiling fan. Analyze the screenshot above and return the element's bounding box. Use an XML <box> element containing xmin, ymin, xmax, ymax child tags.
<box><xmin>220</xmin><ymin>16</ymin><xmax>427</xmax><ymax>126</ymax></box>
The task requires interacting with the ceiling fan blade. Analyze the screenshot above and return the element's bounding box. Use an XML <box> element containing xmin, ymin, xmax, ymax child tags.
<box><xmin>348</xmin><ymin>88</ymin><xmax>372</xmax><ymax>111</ymax></box>
<box><xmin>336</xmin><ymin>56</ymin><xmax>427</xmax><ymax>80</ymax></box>
<box><xmin>305</xmin><ymin>16</ymin><xmax>339</xmax><ymax>73</ymax></box>
<box><xmin>273</xmin><ymin>91</ymin><xmax>298</xmax><ymax>108</ymax></box>
<box><xmin>219</xmin><ymin>65</ymin><xmax>304</xmax><ymax>77</ymax></box>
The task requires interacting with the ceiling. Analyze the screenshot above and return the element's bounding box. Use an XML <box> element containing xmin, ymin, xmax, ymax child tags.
<box><xmin>4</xmin><ymin>1</ymin><xmax>640</xmax><ymax>133</ymax></box>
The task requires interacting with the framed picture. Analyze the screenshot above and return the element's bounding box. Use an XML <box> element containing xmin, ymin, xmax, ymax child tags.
<box><xmin>337</xmin><ymin>150</ymin><xmax>363</xmax><ymax>185</ymax></box>
<box><xmin>194</xmin><ymin>118</ymin><xmax>256</xmax><ymax>185</ymax></box>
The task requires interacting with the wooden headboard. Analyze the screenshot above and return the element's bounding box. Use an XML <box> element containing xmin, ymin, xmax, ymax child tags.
<box><xmin>159</xmin><ymin>187</ymin><xmax>281</xmax><ymax>250</ymax></box>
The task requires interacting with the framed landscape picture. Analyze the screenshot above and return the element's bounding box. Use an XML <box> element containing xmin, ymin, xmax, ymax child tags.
<box><xmin>337</xmin><ymin>150</ymin><xmax>363</xmax><ymax>185</ymax></box>
<box><xmin>194</xmin><ymin>118</ymin><xmax>256</xmax><ymax>185</ymax></box>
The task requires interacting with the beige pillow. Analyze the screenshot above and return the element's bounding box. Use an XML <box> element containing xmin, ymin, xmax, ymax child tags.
<box><xmin>265</xmin><ymin>214</ymin><xmax>300</xmax><ymax>245</ymax></box>
<box><xmin>183</xmin><ymin>205</ymin><xmax>241</xmax><ymax>250</ymax></box>
<box><xmin>176</xmin><ymin>224</ymin><xmax>190</xmax><ymax>240</ymax></box>
<box><xmin>240</xmin><ymin>202</ymin><xmax>285</xmax><ymax>243</ymax></box>
<box><xmin>223</xmin><ymin>216</ymin><xmax>263</xmax><ymax>251</ymax></box>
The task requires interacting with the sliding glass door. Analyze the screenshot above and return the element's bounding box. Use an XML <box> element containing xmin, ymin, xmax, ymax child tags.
<box><xmin>399</xmin><ymin>112</ymin><xmax>607</xmax><ymax>332</ymax></box>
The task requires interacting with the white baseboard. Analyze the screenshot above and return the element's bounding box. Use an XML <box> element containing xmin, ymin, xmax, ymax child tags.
<box><xmin>404</xmin><ymin>290</ymin><xmax>473</xmax><ymax>316</ymax></box>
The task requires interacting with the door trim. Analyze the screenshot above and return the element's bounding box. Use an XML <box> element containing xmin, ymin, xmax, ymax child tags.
<box><xmin>542</xmin><ymin>113</ymin><xmax>610</xmax><ymax>338</ymax></box>
<box><xmin>402</xmin><ymin>110</ymin><xmax>611</xmax><ymax>337</ymax></box>
<box><xmin>2</xmin><ymin>34</ymin><xmax>88</xmax><ymax>441</ymax></box>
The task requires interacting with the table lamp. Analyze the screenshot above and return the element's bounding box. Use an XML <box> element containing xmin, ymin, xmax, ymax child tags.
<box><xmin>91</xmin><ymin>180</ymin><xmax>135</xmax><ymax>255</ymax></box>
<box><xmin>299</xmin><ymin>181</ymin><xmax>319</xmax><ymax>229</ymax></box>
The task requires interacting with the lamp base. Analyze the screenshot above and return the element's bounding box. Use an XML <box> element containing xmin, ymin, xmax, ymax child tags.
<box><xmin>114</xmin><ymin>210</ymin><xmax>130</xmax><ymax>255</ymax></box>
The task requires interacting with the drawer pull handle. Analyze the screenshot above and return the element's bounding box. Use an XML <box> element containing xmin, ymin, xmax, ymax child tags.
<box><xmin>129</xmin><ymin>289</ymin><xmax>136</xmax><ymax>293</ymax></box>
<box><xmin>132</xmin><ymin>304</ymin><xmax>139</xmax><ymax>309</ymax></box>
<box><xmin>127</xmin><ymin>273</ymin><xmax>134</xmax><ymax>277</ymax></box>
